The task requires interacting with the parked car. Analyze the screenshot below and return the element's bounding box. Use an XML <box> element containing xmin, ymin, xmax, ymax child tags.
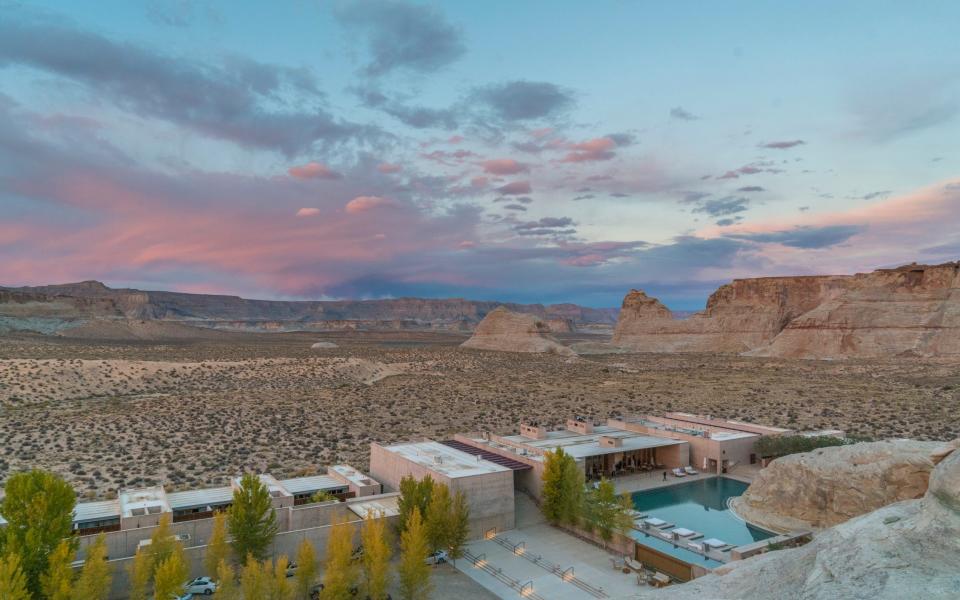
<box><xmin>309</xmin><ymin>584</ymin><xmax>324</xmax><ymax>600</ymax></box>
<box><xmin>184</xmin><ymin>576</ymin><xmax>217</xmax><ymax>595</ymax></box>
<box><xmin>285</xmin><ymin>561</ymin><xmax>298</xmax><ymax>578</ymax></box>
<box><xmin>172</xmin><ymin>594</ymin><xmax>193</xmax><ymax>600</ymax></box>
<box><xmin>425</xmin><ymin>550</ymin><xmax>448</xmax><ymax>565</ymax></box>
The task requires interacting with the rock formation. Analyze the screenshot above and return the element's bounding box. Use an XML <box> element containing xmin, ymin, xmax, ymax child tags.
<box><xmin>731</xmin><ymin>439</ymin><xmax>955</xmax><ymax>531</ymax></box>
<box><xmin>613</xmin><ymin>261</ymin><xmax>960</xmax><ymax>358</ymax></box>
<box><xmin>663</xmin><ymin>442</ymin><xmax>960</xmax><ymax>600</ymax></box>
<box><xmin>0</xmin><ymin>281</ymin><xmax>617</xmax><ymax>336</ymax></box>
<box><xmin>460</xmin><ymin>307</ymin><xmax>576</xmax><ymax>356</ymax></box>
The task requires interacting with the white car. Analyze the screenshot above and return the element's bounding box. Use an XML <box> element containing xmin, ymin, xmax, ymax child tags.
<box><xmin>425</xmin><ymin>550</ymin><xmax>448</xmax><ymax>565</ymax></box>
<box><xmin>185</xmin><ymin>577</ymin><xmax>217</xmax><ymax>595</ymax></box>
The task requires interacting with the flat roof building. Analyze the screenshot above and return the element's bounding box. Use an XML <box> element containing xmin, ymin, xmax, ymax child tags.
<box><xmin>369</xmin><ymin>440</ymin><xmax>517</xmax><ymax>538</ymax></box>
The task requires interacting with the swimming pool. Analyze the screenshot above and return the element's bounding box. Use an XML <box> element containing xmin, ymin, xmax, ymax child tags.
<box><xmin>629</xmin><ymin>477</ymin><xmax>774</xmax><ymax>568</ymax></box>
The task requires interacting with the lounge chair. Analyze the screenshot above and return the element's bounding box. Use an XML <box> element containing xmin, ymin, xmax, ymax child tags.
<box><xmin>672</xmin><ymin>467</ymin><xmax>686</xmax><ymax>477</ymax></box>
<box><xmin>643</xmin><ymin>517</ymin><xmax>667</xmax><ymax>528</ymax></box>
<box><xmin>684</xmin><ymin>466</ymin><xmax>699</xmax><ymax>475</ymax></box>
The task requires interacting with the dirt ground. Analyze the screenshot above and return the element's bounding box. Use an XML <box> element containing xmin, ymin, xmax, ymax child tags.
<box><xmin>1</xmin><ymin>330</ymin><xmax>958</xmax><ymax>499</ymax></box>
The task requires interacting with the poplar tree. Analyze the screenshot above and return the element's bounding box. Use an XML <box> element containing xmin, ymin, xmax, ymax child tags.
<box><xmin>361</xmin><ymin>512</ymin><xmax>391</xmax><ymax>600</ymax></box>
<box><xmin>72</xmin><ymin>533</ymin><xmax>112</xmax><ymax>600</ymax></box>
<box><xmin>447</xmin><ymin>490</ymin><xmax>470</xmax><ymax>565</ymax></box>
<box><xmin>425</xmin><ymin>483</ymin><xmax>452</xmax><ymax>552</ymax></box>
<box><xmin>205</xmin><ymin>511</ymin><xmax>231</xmax><ymax>576</ymax></box>
<box><xmin>541</xmin><ymin>449</ymin><xmax>567</xmax><ymax>524</ymax></box>
<box><xmin>127</xmin><ymin>549</ymin><xmax>152</xmax><ymax>600</ymax></box>
<box><xmin>321</xmin><ymin>518</ymin><xmax>357</xmax><ymax>600</ymax></box>
<box><xmin>152</xmin><ymin>551</ymin><xmax>187</xmax><ymax>600</ymax></box>
<box><xmin>228</xmin><ymin>474</ymin><xmax>279</xmax><ymax>561</ymax></box>
<box><xmin>0</xmin><ymin>470</ymin><xmax>77</xmax><ymax>597</ymax></box>
<box><xmin>270</xmin><ymin>556</ymin><xmax>293</xmax><ymax>600</ymax></box>
<box><xmin>293</xmin><ymin>539</ymin><xmax>318</xmax><ymax>600</ymax></box>
<box><xmin>41</xmin><ymin>540</ymin><xmax>75</xmax><ymax>600</ymax></box>
<box><xmin>214</xmin><ymin>558</ymin><xmax>239</xmax><ymax>600</ymax></box>
<box><xmin>397</xmin><ymin>476</ymin><xmax>434</xmax><ymax>534</ymax></box>
<box><xmin>398</xmin><ymin>509</ymin><xmax>431</xmax><ymax>600</ymax></box>
<box><xmin>0</xmin><ymin>553</ymin><xmax>31</xmax><ymax>600</ymax></box>
<box><xmin>240</xmin><ymin>555</ymin><xmax>267</xmax><ymax>599</ymax></box>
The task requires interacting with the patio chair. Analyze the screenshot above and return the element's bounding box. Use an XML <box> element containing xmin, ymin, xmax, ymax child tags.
<box><xmin>672</xmin><ymin>467</ymin><xmax>686</xmax><ymax>477</ymax></box>
<box><xmin>684</xmin><ymin>466</ymin><xmax>699</xmax><ymax>475</ymax></box>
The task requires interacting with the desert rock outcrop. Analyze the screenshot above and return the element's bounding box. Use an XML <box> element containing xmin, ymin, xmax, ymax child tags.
<box><xmin>460</xmin><ymin>307</ymin><xmax>575</xmax><ymax>356</ymax></box>
<box><xmin>664</xmin><ymin>444</ymin><xmax>960</xmax><ymax>600</ymax></box>
<box><xmin>614</xmin><ymin>261</ymin><xmax>960</xmax><ymax>358</ymax></box>
<box><xmin>731</xmin><ymin>439</ymin><xmax>956</xmax><ymax>531</ymax></box>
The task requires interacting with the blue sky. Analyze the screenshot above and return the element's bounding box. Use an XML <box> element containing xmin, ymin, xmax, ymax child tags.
<box><xmin>1</xmin><ymin>0</ymin><xmax>958</xmax><ymax>308</ymax></box>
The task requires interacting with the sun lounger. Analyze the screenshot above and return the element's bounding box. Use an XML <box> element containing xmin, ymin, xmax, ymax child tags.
<box><xmin>625</xmin><ymin>557</ymin><xmax>643</xmax><ymax>572</ymax></box>
<box><xmin>703</xmin><ymin>538</ymin><xmax>729</xmax><ymax>549</ymax></box>
<box><xmin>684</xmin><ymin>466</ymin><xmax>699</xmax><ymax>475</ymax></box>
<box><xmin>672</xmin><ymin>468</ymin><xmax>686</xmax><ymax>477</ymax></box>
<box><xmin>687</xmin><ymin>542</ymin><xmax>704</xmax><ymax>552</ymax></box>
<box><xmin>643</xmin><ymin>517</ymin><xmax>667</xmax><ymax>528</ymax></box>
<box><xmin>672</xmin><ymin>527</ymin><xmax>696</xmax><ymax>537</ymax></box>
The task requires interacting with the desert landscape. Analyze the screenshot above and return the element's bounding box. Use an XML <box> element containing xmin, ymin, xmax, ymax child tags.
<box><xmin>2</xmin><ymin>327</ymin><xmax>958</xmax><ymax>501</ymax></box>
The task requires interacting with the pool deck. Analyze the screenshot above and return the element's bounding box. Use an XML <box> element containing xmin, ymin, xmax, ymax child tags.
<box><xmin>612</xmin><ymin>470</ymin><xmax>717</xmax><ymax>495</ymax></box>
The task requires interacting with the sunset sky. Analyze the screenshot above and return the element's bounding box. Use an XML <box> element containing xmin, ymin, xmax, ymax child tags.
<box><xmin>1</xmin><ymin>1</ymin><xmax>958</xmax><ymax>309</ymax></box>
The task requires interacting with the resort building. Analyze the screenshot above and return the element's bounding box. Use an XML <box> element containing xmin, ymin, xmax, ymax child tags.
<box><xmin>369</xmin><ymin>440</ymin><xmax>520</xmax><ymax>537</ymax></box>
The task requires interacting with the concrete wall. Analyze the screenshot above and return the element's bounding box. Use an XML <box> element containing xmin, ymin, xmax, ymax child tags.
<box><xmin>369</xmin><ymin>443</ymin><xmax>515</xmax><ymax>538</ymax></box>
<box><xmin>85</xmin><ymin>495</ymin><xmax>398</xmax><ymax>600</ymax></box>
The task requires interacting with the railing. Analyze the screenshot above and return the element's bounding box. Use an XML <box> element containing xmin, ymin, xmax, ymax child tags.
<box><xmin>462</xmin><ymin>549</ymin><xmax>547</xmax><ymax>600</ymax></box>
<box><xmin>491</xmin><ymin>534</ymin><xmax>608</xmax><ymax>598</ymax></box>
<box><xmin>74</xmin><ymin>524</ymin><xmax>120</xmax><ymax>537</ymax></box>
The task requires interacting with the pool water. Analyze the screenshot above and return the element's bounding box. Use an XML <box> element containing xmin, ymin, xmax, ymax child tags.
<box><xmin>629</xmin><ymin>477</ymin><xmax>773</xmax><ymax>568</ymax></box>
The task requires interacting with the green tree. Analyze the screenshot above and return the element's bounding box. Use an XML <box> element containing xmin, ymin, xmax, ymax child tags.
<box><xmin>321</xmin><ymin>518</ymin><xmax>357</xmax><ymax>600</ymax></box>
<box><xmin>397</xmin><ymin>475</ymin><xmax>434</xmax><ymax>534</ymax></box>
<box><xmin>152</xmin><ymin>551</ymin><xmax>187</xmax><ymax>600</ymax></box>
<box><xmin>72</xmin><ymin>533</ymin><xmax>112</xmax><ymax>600</ymax></box>
<box><xmin>425</xmin><ymin>484</ymin><xmax>452</xmax><ymax>552</ymax></box>
<box><xmin>398</xmin><ymin>509</ymin><xmax>431</xmax><ymax>600</ymax></box>
<box><xmin>269</xmin><ymin>556</ymin><xmax>293</xmax><ymax>600</ymax></box>
<box><xmin>41</xmin><ymin>540</ymin><xmax>75</xmax><ymax>600</ymax></box>
<box><xmin>0</xmin><ymin>470</ymin><xmax>77</xmax><ymax>597</ymax></box>
<box><xmin>240</xmin><ymin>555</ymin><xmax>267</xmax><ymax>600</ymax></box>
<box><xmin>206</xmin><ymin>511</ymin><xmax>231</xmax><ymax>576</ymax></box>
<box><xmin>0</xmin><ymin>553</ymin><xmax>30</xmax><ymax>600</ymax></box>
<box><xmin>361</xmin><ymin>512</ymin><xmax>391</xmax><ymax>600</ymax></box>
<box><xmin>127</xmin><ymin>548</ymin><xmax>152</xmax><ymax>600</ymax></box>
<box><xmin>309</xmin><ymin>490</ymin><xmax>338</xmax><ymax>504</ymax></box>
<box><xmin>541</xmin><ymin>448</ymin><xmax>584</xmax><ymax>525</ymax></box>
<box><xmin>293</xmin><ymin>539</ymin><xmax>318</xmax><ymax>600</ymax></box>
<box><xmin>583</xmin><ymin>479</ymin><xmax>633</xmax><ymax>545</ymax></box>
<box><xmin>228</xmin><ymin>474</ymin><xmax>279</xmax><ymax>561</ymax></box>
<box><xmin>560</xmin><ymin>452</ymin><xmax>585</xmax><ymax>526</ymax></box>
<box><xmin>447</xmin><ymin>490</ymin><xmax>470</xmax><ymax>566</ymax></box>
<box><xmin>214</xmin><ymin>558</ymin><xmax>239</xmax><ymax>600</ymax></box>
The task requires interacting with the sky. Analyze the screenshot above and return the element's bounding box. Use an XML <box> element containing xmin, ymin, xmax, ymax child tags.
<box><xmin>1</xmin><ymin>1</ymin><xmax>958</xmax><ymax>309</ymax></box>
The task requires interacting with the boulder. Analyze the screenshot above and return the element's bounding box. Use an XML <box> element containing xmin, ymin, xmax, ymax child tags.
<box><xmin>310</xmin><ymin>341</ymin><xmax>338</xmax><ymax>349</ymax></box>
<box><xmin>731</xmin><ymin>440</ymin><xmax>954</xmax><ymax>531</ymax></box>
<box><xmin>460</xmin><ymin>307</ymin><xmax>575</xmax><ymax>356</ymax></box>
<box><xmin>661</xmin><ymin>443</ymin><xmax>960</xmax><ymax>600</ymax></box>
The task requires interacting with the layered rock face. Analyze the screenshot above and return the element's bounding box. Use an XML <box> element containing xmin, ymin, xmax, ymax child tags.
<box><xmin>460</xmin><ymin>306</ymin><xmax>575</xmax><ymax>356</ymax></box>
<box><xmin>613</xmin><ymin>276</ymin><xmax>848</xmax><ymax>352</ymax></box>
<box><xmin>0</xmin><ymin>281</ymin><xmax>617</xmax><ymax>336</ymax></box>
<box><xmin>663</xmin><ymin>443</ymin><xmax>960</xmax><ymax>600</ymax></box>
<box><xmin>731</xmin><ymin>439</ymin><xmax>954</xmax><ymax>531</ymax></box>
<box><xmin>750</xmin><ymin>262</ymin><xmax>960</xmax><ymax>358</ymax></box>
<box><xmin>613</xmin><ymin>261</ymin><xmax>960</xmax><ymax>358</ymax></box>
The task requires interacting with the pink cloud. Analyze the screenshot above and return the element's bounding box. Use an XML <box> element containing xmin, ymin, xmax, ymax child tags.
<box><xmin>296</xmin><ymin>207</ymin><xmax>321</xmax><ymax>217</ymax></box>
<box><xmin>345</xmin><ymin>195</ymin><xmax>394</xmax><ymax>214</ymax></box>
<box><xmin>377</xmin><ymin>163</ymin><xmax>402</xmax><ymax>174</ymax></box>
<box><xmin>458</xmin><ymin>240</ymin><xmax>476</xmax><ymax>249</ymax></box>
<box><xmin>559</xmin><ymin>137</ymin><xmax>617</xmax><ymax>163</ymax></box>
<box><xmin>495</xmin><ymin>181</ymin><xmax>532</xmax><ymax>195</ymax></box>
<box><xmin>470</xmin><ymin>176</ymin><xmax>489</xmax><ymax>188</ymax></box>
<box><xmin>481</xmin><ymin>159</ymin><xmax>529</xmax><ymax>175</ymax></box>
<box><xmin>288</xmin><ymin>162</ymin><xmax>342</xmax><ymax>180</ymax></box>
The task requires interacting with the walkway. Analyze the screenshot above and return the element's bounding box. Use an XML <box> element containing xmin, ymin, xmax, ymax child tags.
<box><xmin>613</xmin><ymin>470</ymin><xmax>716</xmax><ymax>494</ymax></box>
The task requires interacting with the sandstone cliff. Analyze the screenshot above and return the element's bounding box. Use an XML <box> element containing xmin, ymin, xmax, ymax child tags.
<box><xmin>613</xmin><ymin>261</ymin><xmax>960</xmax><ymax>358</ymax></box>
<box><xmin>460</xmin><ymin>307</ymin><xmax>575</xmax><ymax>356</ymax></box>
<box><xmin>0</xmin><ymin>281</ymin><xmax>616</xmax><ymax>336</ymax></box>
<box><xmin>730</xmin><ymin>439</ymin><xmax>955</xmax><ymax>531</ymax></box>
<box><xmin>663</xmin><ymin>442</ymin><xmax>960</xmax><ymax>600</ymax></box>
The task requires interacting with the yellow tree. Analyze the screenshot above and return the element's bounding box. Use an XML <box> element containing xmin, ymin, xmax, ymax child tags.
<box><xmin>361</xmin><ymin>512</ymin><xmax>391</xmax><ymax>600</ymax></box>
<box><xmin>214</xmin><ymin>558</ymin><xmax>238</xmax><ymax>599</ymax></box>
<box><xmin>398</xmin><ymin>509</ymin><xmax>431</xmax><ymax>600</ymax></box>
<box><xmin>41</xmin><ymin>540</ymin><xmax>75</xmax><ymax>600</ymax></box>
<box><xmin>425</xmin><ymin>484</ymin><xmax>452</xmax><ymax>552</ymax></box>
<box><xmin>269</xmin><ymin>556</ymin><xmax>293</xmax><ymax>600</ymax></box>
<box><xmin>0</xmin><ymin>553</ymin><xmax>31</xmax><ymax>600</ymax></box>
<box><xmin>148</xmin><ymin>514</ymin><xmax>178</xmax><ymax>567</ymax></box>
<box><xmin>206</xmin><ymin>511</ymin><xmax>231</xmax><ymax>576</ymax></box>
<box><xmin>153</xmin><ymin>551</ymin><xmax>188</xmax><ymax>600</ymax></box>
<box><xmin>127</xmin><ymin>548</ymin><xmax>152</xmax><ymax>600</ymax></box>
<box><xmin>321</xmin><ymin>518</ymin><xmax>357</xmax><ymax>600</ymax></box>
<box><xmin>72</xmin><ymin>534</ymin><xmax>113</xmax><ymax>600</ymax></box>
<box><xmin>240</xmin><ymin>555</ymin><xmax>267</xmax><ymax>599</ymax></box>
<box><xmin>293</xmin><ymin>539</ymin><xmax>317</xmax><ymax>600</ymax></box>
